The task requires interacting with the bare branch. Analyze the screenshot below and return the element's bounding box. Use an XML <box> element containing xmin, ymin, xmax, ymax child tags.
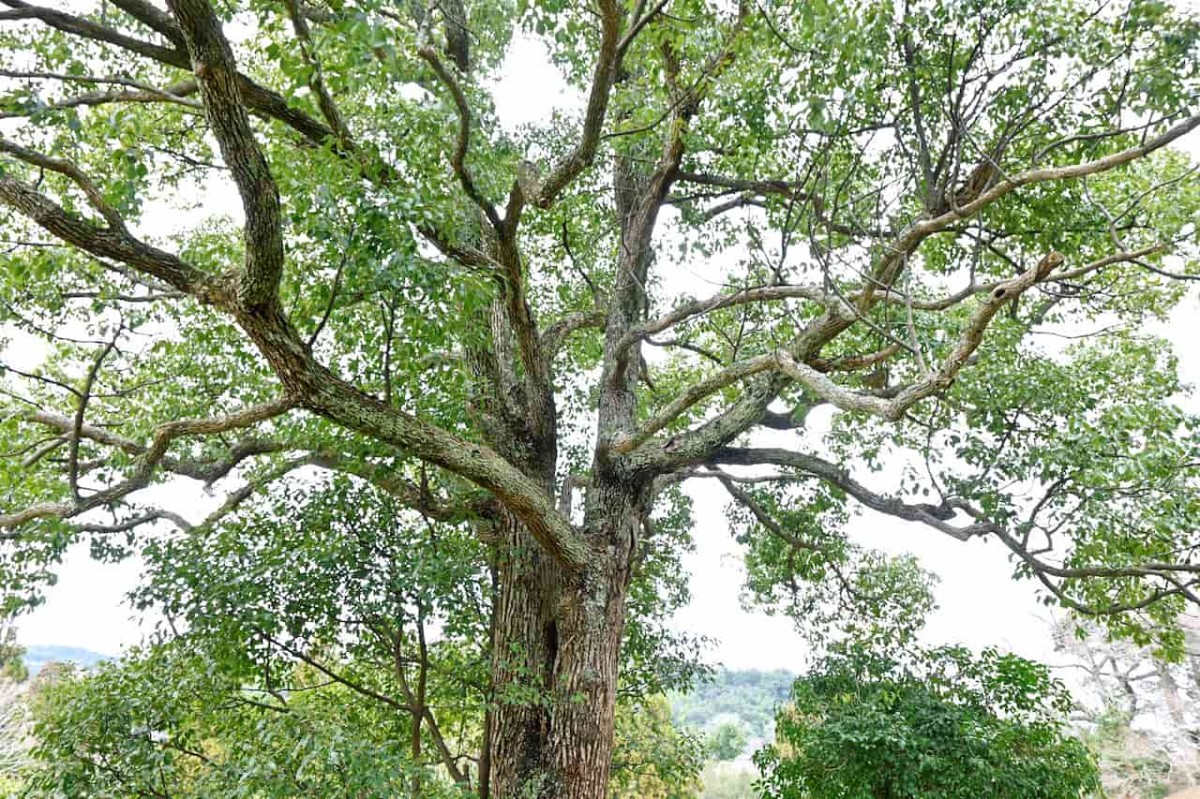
<box><xmin>68</xmin><ymin>331</ymin><xmax>121</xmax><ymax>499</ymax></box>
<box><xmin>0</xmin><ymin>397</ymin><xmax>295</xmax><ymax>532</ymax></box>
<box><xmin>775</xmin><ymin>251</ymin><xmax>1064</xmax><ymax>422</ymax></box>
<box><xmin>18</xmin><ymin>407</ymin><xmax>287</xmax><ymax>484</ymax></box>
<box><xmin>541</xmin><ymin>308</ymin><xmax>605</xmax><ymax>358</ymax></box>
<box><xmin>619</xmin><ymin>283</ymin><xmax>831</xmax><ymax>355</ymax></box>
<box><xmin>0</xmin><ymin>71</ymin><xmax>200</xmax><ymax>118</ymax></box>
<box><xmin>872</xmin><ymin>244</ymin><xmax>1169</xmax><ymax>312</ymax></box>
<box><xmin>861</xmin><ymin>113</ymin><xmax>1200</xmax><ymax>308</ymax></box>
<box><xmin>674</xmin><ymin>170</ymin><xmax>884</xmax><ymax>237</ymax></box>
<box><xmin>284</xmin><ymin>0</ymin><xmax>353</xmax><ymax>149</ymax></box>
<box><xmin>710</xmin><ymin>446</ymin><xmax>1200</xmax><ymax>617</ymax></box>
<box><xmin>306</xmin><ymin>452</ymin><xmax>481</xmax><ymax>524</ymax></box>
<box><xmin>710</xmin><ymin>446</ymin><xmax>972</xmax><ymax>538</ymax></box>
<box><xmin>72</xmin><ymin>508</ymin><xmax>195</xmax><ymax>534</ymax></box>
<box><xmin>0</xmin><ymin>0</ymin><xmax>335</xmax><ymax>144</ymax></box>
<box><xmin>610</xmin><ymin>353</ymin><xmax>779</xmax><ymax>455</ymax></box>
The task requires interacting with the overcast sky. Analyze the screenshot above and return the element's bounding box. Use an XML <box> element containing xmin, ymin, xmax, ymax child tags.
<box><xmin>15</xmin><ymin>31</ymin><xmax>1200</xmax><ymax>681</ymax></box>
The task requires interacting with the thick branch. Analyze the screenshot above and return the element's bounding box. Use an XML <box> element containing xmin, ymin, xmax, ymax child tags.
<box><xmin>0</xmin><ymin>173</ymin><xmax>220</xmax><ymax>300</ymax></box>
<box><xmin>710</xmin><ymin>446</ymin><xmax>1200</xmax><ymax>615</ymax></box>
<box><xmin>292</xmin><ymin>363</ymin><xmax>588</xmax><ymax>570</ymax></box>
<box><xmin>0</xmin><ymin>138</ymin><xmax>128</xmax><ymax>229</ymax></box>
<box><xmin>532</xmin><ymin>0</ymin><xmax>621</xmax><ymax>207</ymax></box>
<box><xmin>417</xmin><ymin>45</ymin><xmax>501</xmax><ymax>230</ymax></box>
<box><xmin>166</xmin><ymin>0</ymin><xmax>284</xmax><ymax>309</ymax></box>
<box><xmin>0</xmin><ymin>0</ymin><xmax>335</xmax><ymax>144</ymax></box>
<box><xmin>109</xmin><ymin>0</ymin><xmax>187</xmax><ymax>47</ymax></box>
<box><xmin>0</xmin><ymin>0</ymin><xmax>184</xmax><ymax>64</ymax></box>
<box><xmin>2</xmin><ymin>178</ymin><xmax>585</xmax><ymax>570</ymax></box>
<box><xmin>610</xmin><ymin>353</ymin><xmax>779</xmax><ymax>455</ymax></box>
<box><xmin>711</xmin><ymin>447</ymin><xmax>971</xmax><ymax>538</ymax></box>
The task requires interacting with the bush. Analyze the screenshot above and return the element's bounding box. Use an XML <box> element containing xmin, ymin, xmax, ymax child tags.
<box><xmin>757</xmin><ymin>645</ymin><xmax>1100</xmax><ymax>799</ymax></box>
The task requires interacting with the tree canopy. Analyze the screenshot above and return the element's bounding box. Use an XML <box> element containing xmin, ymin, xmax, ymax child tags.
<box><xmin>0</xmin><ymin>0</ymin><xmax>1198</xmax><ymax>794</ymax></box>
<box><xmin>757</xmin><ymin>644</ymin><xmax>1101</xmax><ymax>799</ymax></box>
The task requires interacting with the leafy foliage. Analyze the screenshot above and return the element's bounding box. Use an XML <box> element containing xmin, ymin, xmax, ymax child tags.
<box><xmin>21</xmin><ymin>642</ymin><xmax>706</xmax><ymax>799</ymax></box>
<box><xmin>757</xmin><ymin>645</ymin><xmax>1100</xmax><ymax>799</ymax></box>
<box><xmin>610</xmin><ymin>695</ymin><xmax>706</xmax><ymax>799</ymax></box>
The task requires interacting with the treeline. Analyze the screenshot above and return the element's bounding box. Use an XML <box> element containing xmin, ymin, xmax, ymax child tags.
<box><xmin>671</xmin><ymin>669</ymin><xmax>795</xmax><ymax>739</ymax></box>
<box><xmin>21</xmin><ymin>646</ymin><xmax>106</xmax><ymax>676</ymax></box>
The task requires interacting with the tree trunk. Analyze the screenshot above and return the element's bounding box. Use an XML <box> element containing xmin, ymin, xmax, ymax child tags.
<box><xmin>483</xmin><ymin>141</ymin><xmax>656</xmax><ymax>799</ymax></box>
<box><xmin>487</xmin><ymin>493</ymin><xmax>637</xmax><ymax>799</ymax></box>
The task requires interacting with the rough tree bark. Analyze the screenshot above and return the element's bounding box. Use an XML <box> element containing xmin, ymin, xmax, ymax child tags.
<box><xmin>487</xmin><ymin>506</ymin><xmax>637</xmax><ymax>799</ymax></box>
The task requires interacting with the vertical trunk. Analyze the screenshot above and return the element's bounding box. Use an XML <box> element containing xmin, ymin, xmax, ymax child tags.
<box><xmin>487</xmin><ymin>494</ymin><xmax>638</xmax><ymax>799</ymax></box>
<box><xmin>486</xmin><ymin>520</ymin><xmax>634</xmax><ymax>798</ymax></box>
<box><xmin>481</xmin><ymin>125</ymin><xmax>661</xmax><ymax>799</ymax></box>
<box><xmin>543</xmin><ymin>565</ymin><xmax>630</xmax><ymax>799</ymax></box>
<box><xmin>488</xmin><ymin>510</ymin><xmax>561</xmax><ymax>794</ymax></box>
<box><xmin>479</xmin><ymin>557</ymin><xmax>499</xmax><ymax>799</ymax></box>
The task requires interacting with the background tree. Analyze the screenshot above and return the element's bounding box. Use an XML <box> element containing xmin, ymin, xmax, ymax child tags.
<box><xmin>1</xmin><ymin>0</ymin><xmax>1199</xmax><ymax>796</ymax></box>
<box><xmin>1052</xmin><ymin>613</ymin><xmax>1200</xmax><ymax>795</ymax></box>
<box><xmin>756</xmin><ymin>644</ymin><xmax>1101</xmax><ymax>799</ymax></box>
<box><xmin>609</xmin><ymin>694</ymin><xmax>705</xmax><ymax>799</ymax></box>
<box><xmin>704</xmin><ymin>721</ymin><xmax>748</xmax><ymax>762</ymax></box>
<box><xmin>696</xmin><ymin>765</ymin><xmax>756</xmax><ymax>799</ymax></box>
<box><xmin>671</xmin><ymin>669</ymin><xmax>794</xmax><ymax>743</ymax></box>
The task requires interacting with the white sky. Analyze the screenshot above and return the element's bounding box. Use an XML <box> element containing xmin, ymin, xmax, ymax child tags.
<box><xmin>15</xmin><ymin>33</ymin><xmax>1200</xmax><ymax>684</ymax></box>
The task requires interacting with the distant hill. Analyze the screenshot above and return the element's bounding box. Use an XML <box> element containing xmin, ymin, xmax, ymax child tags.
<box><xmin>22</xmin><ymin>645</ymin><xmax>109</xmax><ymax>675</ymax></box>
<box><xmin>671</xmin><ymin>668</ymin><xmax>796</xmax><ymax>739</ymax></box>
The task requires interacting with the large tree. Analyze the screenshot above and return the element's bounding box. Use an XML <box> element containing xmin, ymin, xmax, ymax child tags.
<box><xmin>1</xmin><ymin>0</ymin><xmax>1199</xmax><ymax>796</ymax></box>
